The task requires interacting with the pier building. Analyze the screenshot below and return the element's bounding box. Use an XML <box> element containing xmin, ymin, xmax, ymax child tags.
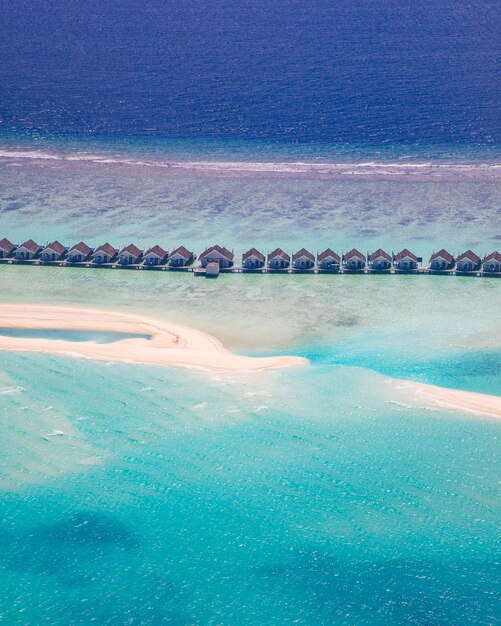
<box><xmin>67</xmin><ymin>242</ymin><xmax>93</xmax><ymax>263</ymax></box>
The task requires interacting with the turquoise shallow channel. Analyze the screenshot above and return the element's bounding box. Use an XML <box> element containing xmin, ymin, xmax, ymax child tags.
<box><xmin>0</xmin><ymin>264</ymin><xmax>500</xmax><ymax>625</ymax></box>
<box><xmin>0</xmin><ymin>328</ymin><xmax>152</xmax><ymax>344</ymax></box>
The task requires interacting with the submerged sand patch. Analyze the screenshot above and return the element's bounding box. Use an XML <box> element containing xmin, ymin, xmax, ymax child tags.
<box><xmin>0</xmin><ymin>304</ymin><xmax>307</xmax><ymax>372</ymax></box>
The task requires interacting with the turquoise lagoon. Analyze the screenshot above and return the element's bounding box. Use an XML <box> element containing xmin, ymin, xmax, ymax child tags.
<box><xmin>1</xmin><ymin>134</ymin><xmax>500</xmax><ymax>624</ymax></box>
<box><xmin>0</xmin><ymin>265</ymin><xmax>500</xmax><ymax>625</ymax></box>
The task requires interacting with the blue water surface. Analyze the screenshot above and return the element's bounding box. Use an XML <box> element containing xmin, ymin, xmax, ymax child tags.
<box><xmin>0</xmin><ymin>354</ymin><xmax>499</xmax><ymax>625</ymax></box>
<box><xmin>0</xmin><ymin>0</ymin><xmax>499</xmax><ymax>145</ymax></box>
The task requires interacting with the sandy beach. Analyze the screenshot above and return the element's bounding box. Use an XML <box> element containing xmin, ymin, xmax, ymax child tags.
<box><xmin>0</xmin><ymin>304</ymin><xmax>307</xmax><ymax>372</ymax></box>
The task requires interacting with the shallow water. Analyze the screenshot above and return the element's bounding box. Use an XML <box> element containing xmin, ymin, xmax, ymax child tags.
<box><xmin>0</xmin><ymin>128</ymin><xmax>500</xmax><ymax>624</ymax></box>
<box><xmin>0</xmin><ymin>327</ymin><xmax>152</xmax><ymax>344</ymax></box>
<box><xmin>0</xmin><ymin>262</ymin><xmax>500</xmax><ymax>623</ymax></box>
<box><xmin>0</xmin><ymin>353</ymin><xmax>499</xmax><ymax>625</ymax></box>
<box><xmin>1</xmin><ymin>138</ymin><xmax>500</xmax><ymax>258</ymax></box>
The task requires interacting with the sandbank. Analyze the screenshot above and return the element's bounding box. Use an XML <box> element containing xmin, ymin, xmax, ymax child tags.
<box><xmin>0</xmin><ymin>304</ymin><xmax>307</xmax><ymax>372</ymax></box>
<box><xmin>392</xmin><ymin>378</ymin><xmax>501</xmax><ymax>420</ymax></box>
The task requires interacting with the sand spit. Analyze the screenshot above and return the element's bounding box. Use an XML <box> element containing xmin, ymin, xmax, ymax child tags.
<box><xmin>393</xmin><ymin>379</ymin><xmax>501</xmax><ymax>420</ymax></box>
<box><xmin>0</xmin><ymin>305</ymin><xmax>307</xmax><ymax>372</ymax></box>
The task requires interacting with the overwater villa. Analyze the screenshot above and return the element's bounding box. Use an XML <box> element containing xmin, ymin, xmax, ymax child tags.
<box><xmin>292</xmin><ymin>248</ymin><xmax>315</xmax><ymax>270</ymax></box>
<box><xmin>2</xmin><ymin>235</ymin><xmax>500</xmax><ymax>278</ymax></box>
<box><xmin>143</xmin><ymin>245</ymin><xmax>168</xmax><ymax>266</ymax></box>
<box><xmin>93</xmin><ymin>243</ymin><xmax>117</xmax><ymax>264</ymax></box>
<box><xmin>368</xmin><ymin>249</ymin><xmax>391</xmax><ymax>271</ymax></box>
<box><xmin>15</xmin><ymin>239</ymin><xmax>41</xmax><ymax>260</ymax></box>
<box><xmin>317</xmin><ymin>249</ymin><xmax>340</xmax><ymax>270</ymax></box>
<box><xmin>169</xmin><ymin>246</ymin><xmax>195</xmax><ymax>267</ymax></box>
<box><xmin>199</xmin><ymin>245</ymin><xmax>234</xmax><ymax>268</ymax></box>
<box><xmin>68</xmin><ymin>242</ymin><xmax>93</xmax><ymax>263</ymax></box>
<box><xmin>268</xmin><ymin>248</ymin><xmax>290</xmax><ymax>269</ymax></box>
<box><xmin>343</xmin><ymin>249</ymin><xmax>366</xmax><ymax>271</ymax></box>
<box><xmin>456</xmin><ymin>250</ymin><xmax>481</xmax><ymax>272</ymax></box>
<box><xmin>482</xmin><ymin>251</ymin><xmax>501</xmax><ymax>273</ymax></box>
<box><xmin>394</xmin><ymin>248</ymin><xmax>418</xmax><ymax>271</ymax></box>
<box><xmin>118</xmin><ymin>244</ymin><xmax>142</xmax><ymax>265</ymax></box>
<box><xmin>41</xmin><ymin>240</ymin><xmax>67</xmax><ymax>262</ymax></box>
<box><xmin>429</xmin><ymin>249</ymin><xmax>454</xmax><ymax>271</ymax></box>
<box><xmin>0</xmin><ymin>238</ymin><xmax>15</xmax><ymax>258</ymax></box>
<box><xmin>242</xmin><ymin>248</ymin><xmax>265</xmax><ymax>269</ymax></box>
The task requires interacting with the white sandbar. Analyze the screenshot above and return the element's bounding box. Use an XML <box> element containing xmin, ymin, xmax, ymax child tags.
<box><xmin>393</xmin><ymin>378</ymin><xmax>501</xmax><ymax>420</ymax></box>
<box><xmin>0</xmin><ymin>304</ymin><xmax>307</xmax><ymax>372</ymax></box>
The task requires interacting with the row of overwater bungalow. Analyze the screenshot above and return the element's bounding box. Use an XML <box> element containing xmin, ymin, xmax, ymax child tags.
<box><xmin>0</xmin><ymin>238</ymin><xmax>500</xmax><ymax>274</ymax></box>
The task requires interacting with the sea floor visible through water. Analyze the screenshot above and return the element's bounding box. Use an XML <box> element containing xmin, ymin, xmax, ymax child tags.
<box><xmin>1</xmin><ymin>135</ymin><xmax>500</xmax><ymax>625</ymax></box>
<box><xmin>1</xmin><ymin>134</ymin><xmax>501</xmax><ymax>258</ymax></box>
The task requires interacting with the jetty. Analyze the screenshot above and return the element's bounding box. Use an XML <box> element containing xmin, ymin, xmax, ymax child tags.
<box><xmin>0</xmin><ymin>238</ymin><xmax>500</xmax><ymax>278</ymax></box>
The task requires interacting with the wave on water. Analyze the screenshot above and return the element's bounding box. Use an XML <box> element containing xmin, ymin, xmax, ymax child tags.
<box><xmin>1</xmin><ymin>148</ymin><xmax>501</xmax><ymax>181</ymax></box>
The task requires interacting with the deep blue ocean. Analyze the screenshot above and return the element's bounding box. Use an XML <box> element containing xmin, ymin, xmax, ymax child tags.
<box><xmin>0</xmin><ymin>0</ymin><xmax>500</xmax><ymax>146</ymax></box>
